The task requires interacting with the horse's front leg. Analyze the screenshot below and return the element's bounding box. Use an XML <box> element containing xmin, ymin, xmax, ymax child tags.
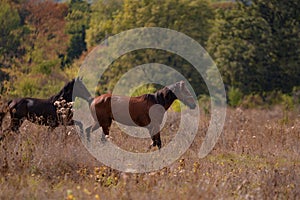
<box><xmin>98</xmin><ymin>117</ymin><xmax>113</xmax><ymax>142</ymax></box>
<box><xmin>148</xmin><ymin>125</ymin><xmax>162</xmax><ymax>149</ymax></box>
<box><xmin>85</xmin><ymin>121</ymin><xmax>100</xmax><ymax>142</ymax></box>
<box><xmin>101</xmin><ymin>120</ymin><xmax>113</xmax><ymax>142</ymax></box>
<box><xmin>86</xmin><ymin>123</ymin><xmax>110</xmax><ymax>142</ymax></box>
<box><xmin>67</xmin><ymin>120</ymin><xmax>84</xmax><ymax>137</ymax></box>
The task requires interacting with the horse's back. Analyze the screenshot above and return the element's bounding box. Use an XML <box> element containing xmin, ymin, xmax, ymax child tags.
<box><xmin>8</xmin><ymin>97</ymin><xmax>57</xmax><ymax>120</ymax></box>
<box><xmin>93</xmin><ymin>94</ymin><xmax>112</xmax><ymax>104</ymax></box>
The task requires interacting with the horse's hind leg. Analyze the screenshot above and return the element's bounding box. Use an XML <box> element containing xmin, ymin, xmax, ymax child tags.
<box><xmin>0</xmin><ymin>130</ymin><xmax>5</xmax><ymax>141</ymax></box>
<box><xmin>10</xmin><ymin>118</ymin><xmax>22</xmax><ymax>134</ymax></box>
<box><xmin>0</xmin><ymin>113</ymin><xmax>4</xmax><ymax>141</ymax></box>
<box><xmin>0</xmin><ymin>113</ymin><xmax>5</xmax><ymax>140</ymax></box>
<box><xmin>0</xmin><ymin>113</ymin><xmax>11</xmax><ymax>141</ymax></box>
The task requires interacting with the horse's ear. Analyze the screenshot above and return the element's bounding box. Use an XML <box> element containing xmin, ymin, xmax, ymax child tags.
<box><xmin>80</xmin><ymin>76</ymin><xmax>83</xmax><ymax>81</ymax></box>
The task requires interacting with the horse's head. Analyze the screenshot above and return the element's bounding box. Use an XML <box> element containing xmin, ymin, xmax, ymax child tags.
<box><xmin>170</xmin><ymin>81</ymin><xmax>196</xmax><ymax>109</ymax></box>
<box><xmin>72</xmin><ymin>77</ymin><xmax>93</xmax><ymax>104</ymax></box>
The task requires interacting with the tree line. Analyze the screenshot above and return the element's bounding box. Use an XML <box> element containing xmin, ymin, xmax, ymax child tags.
<box><xmin>0</xmin><ymin>0</ymin><xmax>299</xmax><ymax>106</ymax></box>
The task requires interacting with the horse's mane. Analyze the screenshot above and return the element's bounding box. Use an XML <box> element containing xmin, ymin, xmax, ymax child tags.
<box><xmin>49</xmin><ymin>79</ymin><xmax>75</xmax><ymax>102</ymax></box>
<box><xmin>153</xmin><ymin>83</ymin><xmax>178</xmax><ymax>107</ymax></box>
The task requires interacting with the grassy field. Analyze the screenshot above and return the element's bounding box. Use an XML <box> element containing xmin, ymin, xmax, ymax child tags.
<box><xmin>0</xmin><ymin>106</ymin><xmax>299</xmax><ymax>199</ymax></box>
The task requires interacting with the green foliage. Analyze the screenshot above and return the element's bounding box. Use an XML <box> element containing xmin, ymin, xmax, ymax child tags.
<box><xmin>33</xmin><ymin>60</ymin><xmax>60</xmax><ymax>75</ymax></box>
<box><xmin>65</xmin><ymin>0</ymin><xmax>90</xmax><ymax>63</ymax></box>
<box><xmin>8</xmin><ymin>73</ymin><xmax>65</xmax><ymax>98</ymax></box>
<box><xmin>15</xmin><ymin>78</ymin><xmax>39</xmax><ymax>97</ymax></box>
<box><xmin>87</xmin><ymin>0</ymin><xmax>214</xmax><ymax>47</ymax></box>
<box><xmin>86</xmin><ymin>0</ymin><xmax>123</xmax><ymax>48</ymax></box>
<box><xmin>228</xmin><ymin>87</ymin><xmax>243</xmax><ymax>107</ymax></box>
<box><xmin>0</xmin><ymin>1</ymin><xmax>71</xmax><ymax>98</ymax></box>
<box><xmin>239</xmin><ymin>91</ymin><xmax>296</xmax><ymax>110</ymax></box>
<box><xmin>171</xmin><ymin>99</ymin><xmax>182</xmax><ymax>112</ymax></box>
<box><xmin>87</xmin><ymin>0</ymin><xmax>214</xmax><ymax>96</ymax></box>
<box><xmin>240</xmin><ymin>93</ymin><xmax>264</xmax><ymax>109</ymax></box>
<box><xmin>0</xmin><ymin>1</ymin><xmax>21</xmax><ymax>57</ymax></box>
<box><xmin>263</xmin><ymin>91</ymin><xmax>284</xmax><ymax>106</ymax></box>
<box><xmin>198</xmin><ymin>94</ymin><xmax>211</xmax><ymax>115</ymax></box>
<box><xmin>280</xmin><ymin>94</ymin><xmax>294</xmax><ymax>124</ymax></box>
<box><xmin>129</xmin><ymin>84</ymin><xmax>157</xmax><ymax>97</ymax></box>
<box><xmin>292</xmin><ymin>87</ymin><xmax>300</xmax><ymax>105</ymax></box>
<box><xmin>281</xmin><ymin>94</ymin><xmax>294</xmax><ymax>111</ymax></box>
<box><xmin>0</xmin><ymin>0</ymin><xmax>298</xmax><ymax>107</ymax></box>
<box><xmin>0</xmin><ymin>0</ymin><xmax>22</xmax><ymax>82</ymax></box>
<box><xmin>207</xmin><ymin>0</ymin><xmax>300</xmax><ymax>96</ymax></box>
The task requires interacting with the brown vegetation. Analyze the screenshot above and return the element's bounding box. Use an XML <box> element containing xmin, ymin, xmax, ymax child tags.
<box><xmin>0</xmin><ymin>106</ymin><xmax>299</xmax><ymax>199</ymax></box>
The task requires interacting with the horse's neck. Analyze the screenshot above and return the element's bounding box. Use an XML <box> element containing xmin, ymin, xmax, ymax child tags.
<box><xmin>48</xmin><ymin>80</ymin><xmax>74</xmax><ymax>103</ymax></box>
<box><xmin>48</xmin><ymin>90</ymin><xmax>64</xmax><ymax>103</ymax></box>
<box><xmin>48</xmin><ymin>94</ymin><xmax>61</xmax><ymax>103</ymax></box>
<box><xmin>87</xmin><ymin>97</ymin><xmax>94</xmax><ymax>105</ymax></box>
<box><xmin>154</xmin><ymin>88</ymin><xmax>177</xmax><ymax>110</ymax></box>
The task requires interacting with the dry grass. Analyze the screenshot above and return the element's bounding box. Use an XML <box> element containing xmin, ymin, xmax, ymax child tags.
<box><xmin>0</xmin><ymin>106</ymin><xmax>300</xmax><ymax>200</ymax></box>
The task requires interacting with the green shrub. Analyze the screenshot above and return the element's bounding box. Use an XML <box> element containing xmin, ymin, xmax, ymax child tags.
<box><xmin>264</xmin><ymin>91</ymin><xmax>283</xmax><ymax>105</ymax></box>
<box><xmin>292</xmin><ymin>86</ymin><xmax>300</xmax><ymax>105</ymax></box>
<box><xmin>240</xmin><ymin>94</ymin><xmax>264</xmax><ymax>109</ymax></box>
<box><xmin>33</xmin><ymin>60</ymin><xmax>59</xmax><ymax>75</ymax></box>
<box><xmin>228</xmin><ymin>87</ymin><xmax>243</xmax><ymax>107</ymax></box>
<box><xmin>129</xmin><ymin>84</ymin><xmax>157</xmax><ymax>97</ymax></box>
<box><xmin>198</xmin><ymin>94</ymin><xmax>211</xmax><ymax>115</ymax></box>
<box><xmin>171</xmin><ymin>99</ymin><xmax>181</xmax><ymax>112</ymax></box>
<box><xmin>281</xmin><ymin>94</ymin><xmax>294</xmax><ymax>111</ymax></box>
<box><xmin>13</xmin><ymin>78</ymin><xmax>39</xmax><ymax>97</ymax></box>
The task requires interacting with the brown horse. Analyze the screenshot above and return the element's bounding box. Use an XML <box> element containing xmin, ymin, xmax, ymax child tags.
<box><xmin>86</xmin><ymin>81</ymin><xmax>196</xmax><ymax>149</ymax></box>
<box><xmin>0</xmin><ymin>77</ymin><xmax>93</xmax><ymax>140</ymax></box>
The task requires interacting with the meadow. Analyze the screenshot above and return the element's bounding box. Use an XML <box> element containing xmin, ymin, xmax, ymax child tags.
<box><xmin>1</xmin><ymin>0</ymin><xmax>299</xmax><ymax>199</ymax></box>
<box><xmin>0</xmin><ymin>106</ymin><xmax>299</xmax><ymax>200</ymax></box>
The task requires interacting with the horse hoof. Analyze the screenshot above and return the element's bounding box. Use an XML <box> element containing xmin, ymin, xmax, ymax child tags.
<box><xmin>148</xmin><ymin>141</ymin><xmax>158</xmax><ymax>150</ymax></box>
<box><xmin>157</xmin><ymin>142</ymin><xmax>162</xmax><ymax>149</ymax></box>
<box><xmin>0</xmin><ymin>132</ymin><xmax>4</xmax><ymax>141</ymax></box>
<box><xmin>105</xmin><ymin>135</ymin><xmax>113</xmax><ymax>141</ymax></box>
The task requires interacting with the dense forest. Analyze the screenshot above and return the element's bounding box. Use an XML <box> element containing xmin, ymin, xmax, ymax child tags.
<box><xmin>0</xmin><ymin>0</ymin><xmax>299</xmax><ymax>107</ymax></box>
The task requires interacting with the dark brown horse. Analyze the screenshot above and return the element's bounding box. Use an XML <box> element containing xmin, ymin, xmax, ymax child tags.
<box><xmin>86</xmin><ymin>81</ymin><xmax>196</xmax><ymax>149</ymax></box>
<box><xmin>0</xmin><ymin>78</ymin><xmax>92</xmax><ymax>139</ymax></box>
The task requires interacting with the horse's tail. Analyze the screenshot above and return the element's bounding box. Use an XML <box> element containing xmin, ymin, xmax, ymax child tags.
<box><xmin>8</xmin><ymin>99</ymin><xmax>17</xmax><ymax>109</ymax></box>
<box><xmin>0</xmin><ymin>99</ymin><xmax>12</xmax><ymax>129</ymax></box>
<box><xmin>0</xmin><ymin>99</ymin><xmax>11</xmax><ymax>113</ymax></box>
